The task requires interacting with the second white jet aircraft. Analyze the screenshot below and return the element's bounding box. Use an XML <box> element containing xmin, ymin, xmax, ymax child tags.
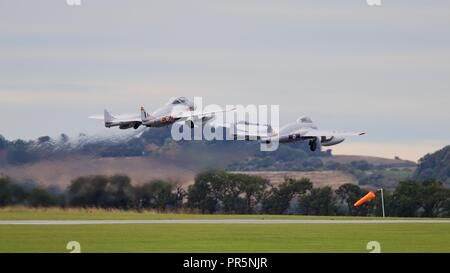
<box><xmin>232</xmin><ymin>115</ymin><xmax>365</xmax><ymax>151</ymax></box>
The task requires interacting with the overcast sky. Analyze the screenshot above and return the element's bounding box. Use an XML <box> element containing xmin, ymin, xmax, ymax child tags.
<box><xmin>0</xmin><ymin>0</ymin><xmax>449</xmax><ymax>161</ymax></box>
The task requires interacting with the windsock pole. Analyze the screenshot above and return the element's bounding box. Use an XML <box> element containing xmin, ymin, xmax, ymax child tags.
<box><xmin>378</xmin><ymin>188</ymin><xmax>385</xmax><ymax>218</ymax></box>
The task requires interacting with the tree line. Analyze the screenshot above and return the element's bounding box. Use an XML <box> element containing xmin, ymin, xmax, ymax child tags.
<box><xmin>1</xmin><ymin>170</ymin><xmax>449</xmax><ymax>217</ymax></box>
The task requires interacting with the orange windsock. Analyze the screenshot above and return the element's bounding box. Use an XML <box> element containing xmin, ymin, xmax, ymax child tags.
<box><xmin>354</xmin><ymin>191</ymin><xmax>376</xmax><ymax>207</ymax></box>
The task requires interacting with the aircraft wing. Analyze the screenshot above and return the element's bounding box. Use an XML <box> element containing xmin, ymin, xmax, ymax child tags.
<box><xmin>112</xmin><ymin>115</ymin><xmax>141</xmax><ymax>122</ymax></box>
<box><xmin>230</xmin><ymin>122</ymin><xmax>275</xmax><ymax>140</ymax></box>
<box><xmin>88</xmin><ymin>113</ymin><xmax>141</xmax><ymax>122</ymax></box>
<box><xmin>302</xmin><ymin>130</ymin><xmax>365</xmax><ymax>137</ymax></box>
<box><xmin>173</xmin><ymin>107</ymin><xmax>236</xmax><ymax>119</ymax></box>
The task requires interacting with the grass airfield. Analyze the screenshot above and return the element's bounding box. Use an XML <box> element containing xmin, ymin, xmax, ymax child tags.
<box><xmin>0</xmin><ymin>208</ymin><xmax>449</xmax><ymax>253</ymax></box>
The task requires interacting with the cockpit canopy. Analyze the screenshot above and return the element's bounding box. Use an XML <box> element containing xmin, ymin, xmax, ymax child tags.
<box><xmin>167</xmin><ymin>97</ymin><xmax>189</xmax><ymax>105</ymax></box>
<box><xmin>296</xmin><ymin>116</ymin><xmax>313</xmax><ymax>124</ymax></box>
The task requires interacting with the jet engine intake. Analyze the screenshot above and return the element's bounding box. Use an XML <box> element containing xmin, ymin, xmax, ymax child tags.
<box><xmin>321</xmin><ymin>136</ymin><xmax>345</xmax><ymax>146</ymax></box>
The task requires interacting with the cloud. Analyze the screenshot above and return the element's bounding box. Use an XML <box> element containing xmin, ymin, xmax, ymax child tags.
<box><xmin>0</xmin><ymin>0</ymin><xmax>449</xmax><ymax>155</ymax></box>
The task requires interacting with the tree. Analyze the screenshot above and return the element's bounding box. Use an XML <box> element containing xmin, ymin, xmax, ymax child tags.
<box><xmin>209</xmin><ymin>171</ymin><xmax>246</xmax><ymax>213</ymax></box>
<box><xmin>391</xmin><ymin>180</ymin><xmax>422</xmax><ymax>217</ymax></box>
<box><xmin>135</xmin><ymin>180</ymin><xmax>177</xmax><ymax>210</ymax></box>
<box><xmin>104</xmin><ymin>175</ymin><xmax>135</xmax><ymax>209</ymax></box>
<box><xmin>37</xmin><ymin>136</ymin><xmax>51</xmax><ymax>144</ymax></box>
<box><xmin>187</xmin><ymin>171</ymin><xmax>220</xmax><ymax>213</ymax></box>
<box><xmin>414</xmin><ymin>146</ymin><xmax>450</xmax><ymax>185</ymax></box>
<box><xmin>233</xmin><ymin>174</ymin><xmax>269</xmax><ymax>213</ymax></box>
<box><xmin>67</xmin><ymin>175</ymin><xmax>134</xmax><ymax>209</ymax></box>
<box><xmin>350</xmin><ymin>160</ymin><xmax>374</xmax><ymax>171</ymax></box>
<box><xmin>389</xmin><ymin>179</ymin><xmax>450</xmax><ymax>217</ymax></box>
<box><xmin>302</xmin><ymin>157</ymin><xmax>324</xmax><ymax>170</ymax></box>
<box><xmin>324</xmin><ymin>161</ymin><xmax>343</xmax><ymax>170</ymax></box>
<box><xmin>419</xmin><ymin>180</ymin><xmax>450</xmax><ymax>217</ymax></box>
<box><xmin>0</xmin><ymin>135</ymin><xmax>7</xmax><ymax>150</ymax></box>
<box><xmin>187</xmin><ymin>170</ymin><xmax>245</xmax><ymax>214</ymax></box>
<box><xmin>299</xmin><ymin>186</ymin><xmax>337</xmax><ymax>216</ymax></box>
<box><xmin>187</xmin><ymin>171</ymin><xmax>269</xmax><ymax>214</ymax></box>
<box><xmin>0</xmin><ymin>175</ymin><xmax>27</xmax><ymax>206</ymax></box>
<box><xmin>335</xmin><ymin>183</ymin><xmax>363</xmax><ymax>216</ymax></box>
<box><xmin>68</xmin><ymin>175</ymin><xmax>108</xmax><ymax>207</ymax></box>
<box><xmin>262</xmin><ymin>177</ymin><xmax>313</xmax><ymax>214</ymax></box>
<box><xmin>27</xmin><ymin>187</ymin><xmax>59</xmax><ymax>207</ymax></box>
<box><xmin>6</xmin><ymin>139</ymin><xmax>37</xmax><ymax>165</ymax></box>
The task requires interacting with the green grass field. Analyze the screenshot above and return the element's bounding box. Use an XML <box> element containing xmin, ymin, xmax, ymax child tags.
<box><xmin>1</xmin><ymin>223</ymin><xmax>450</xmax><ymax>253</ymax></box>
<box><xmin>0</xmin><ymin>207</ymin><xmax>447</xmax><ymax>220</ymax></box>
<box><xmin>1</xmin><ymin>208</ymin><xmax>449</xmax><ymax>253</ymax></box>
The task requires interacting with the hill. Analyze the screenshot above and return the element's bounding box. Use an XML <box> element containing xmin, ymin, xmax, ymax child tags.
<box><xmin>0</xmin><ymin>156</ymin><xmax>195</xmax><ymax>188</ymax></box>
<box><xmin>321</xmin><ymin>155</ymin><xmax>416</xmax><ymax>168</ymax></box>
<box><xmin>231</xmin><ymin>171</ymin><xmax>357</xmax><ymax>189</ymax></box>
<box><xmin>414</xmin><ymin>145</ymin><xmax>450</xmax><ymax>185</ymax></box>
<box><xmin>0</xmin><ymin>130</ymin><xmax>425</xmax><ymax>189</ymax></box>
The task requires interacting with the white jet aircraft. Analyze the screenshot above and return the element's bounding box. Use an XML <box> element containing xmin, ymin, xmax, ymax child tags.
<box><xmin>231</xmin><ymin>115</ymin><xmax>365</xmax><ymax>151</ymax></box>
<box><xmin>90</xmin><ymin>97</ymin><xmax>233</xmax><ymax>130</ymax></box>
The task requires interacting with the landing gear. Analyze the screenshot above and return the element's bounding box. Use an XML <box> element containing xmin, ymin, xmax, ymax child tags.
<box><xmin>309</xmin><ymin>139</ymin><xmax>317</xmax><ymax>152</ymax></box>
